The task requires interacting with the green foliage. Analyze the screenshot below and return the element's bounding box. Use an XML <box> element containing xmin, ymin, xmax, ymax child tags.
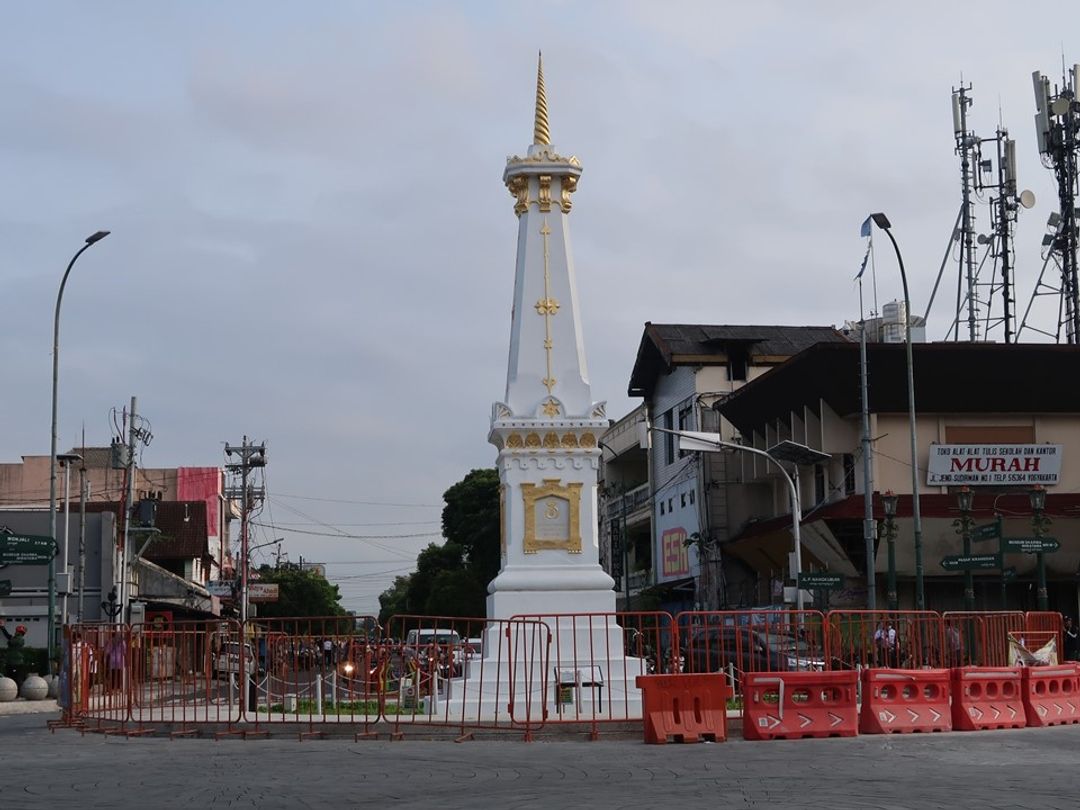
<box><xmin>441</xmin><ymin>468</ymin><xmax>501</xmax><ymax>587</ymax></box>
<box><xmin>377</xmin><ymin>468</ymin><xmax>501</xmax><ymax>625</ymax></box>
<box><xmin>254</xmin><ymin>565</ymin><xmax>347</xmax><ymax>620</ymax></box>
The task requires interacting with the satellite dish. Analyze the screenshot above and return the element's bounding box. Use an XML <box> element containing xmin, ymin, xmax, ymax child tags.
<box><xmin>977</xmin><ymin>234</ymin><xmax>990</xmax><ymax>245</ymax></box>
<box><xmin>1019</xmin><ymin>189</ymin><xmax>1036</xmax><ymax>209</ymax></box>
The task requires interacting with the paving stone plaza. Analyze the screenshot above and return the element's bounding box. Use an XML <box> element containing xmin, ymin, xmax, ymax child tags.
<box><xmin>4</xmin><ymin>710</ymin><xmax>1079</xmax><ymax>809</ymax></box>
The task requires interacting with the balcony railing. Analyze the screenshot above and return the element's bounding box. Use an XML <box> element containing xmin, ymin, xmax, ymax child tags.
<box><xmin>605</xmin><ymin>483</ymin><xmax>650</xmax><ymax>520</ymax></box>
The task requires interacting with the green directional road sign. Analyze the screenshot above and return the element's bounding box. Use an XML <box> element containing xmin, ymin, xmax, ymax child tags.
<box><xmin>1003</xmin><ymin>536</ymin><xmax>1060</xmax><ymax>554</ymax></box>
<box><xmin>797</xmin><ymin>573</ymin><xmax>845</xmax><ymax>590</ymax></box>
<box><xmin>973</xmin><ymin>522</ymin><xmax>1001</xmax><ymax>542</ymax></box>
<box><xmin>941</xmin><ymin>553</ymin><xmax>1000</xmax><ymax>571</ymax></box>
<box><xmin>0</xmin><ymin>580</ymin><xmax>11</xmax><ymax>596</ymax></box>
<box><xmin>0</xmin><ymin>534</ymin><xmax>57</xmax><ymax>565</ymax></box>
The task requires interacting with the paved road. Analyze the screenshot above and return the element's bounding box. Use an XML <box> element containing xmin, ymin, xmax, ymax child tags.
<box><xmin>4</xmin><ymin>712</ymin><xmax>1078</xmax><ymax>809</ymax></box>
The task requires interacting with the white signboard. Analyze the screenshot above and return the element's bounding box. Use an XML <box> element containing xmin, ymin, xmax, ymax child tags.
<box><xmin>927</xmin><ymin>444</ymin><xmax>1062</xmax><ymax>486</ymax></box>
<box><xmin>207</xmin><ymin>580</ymin><xmax>234</xmax><ymax>599</ymax></box>
<box><xmin>248</xmin><ymin>583</ymin><xmax>280</xmax><ymax>603</ymax></box>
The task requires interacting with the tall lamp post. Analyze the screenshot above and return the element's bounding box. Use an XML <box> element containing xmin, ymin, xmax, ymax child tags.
<box><xmin>1029</xmin><ymin>484</ymin><xmax>1050</xmax><ymax>611</ymax></box>
<box><xmin>49</xmin><ymin>230</ymin><xmax>110</xmax><ymax>664</ymax></box>
<box><xmin>869</xmin><ymin>213</ymin><xmax>924</xmax><ymax>610</ymax></box>
<box><xmin>955</xmin><ymin>486</ymin><xmax>976</xmax><ymax>610</ymax></box>
<box><xmin>652</xmin><ymin>427</ymin><xmax>828</xmax><ymax>612</ymax></box>
<box><xmin>881</xmin><ymin>490</ymin><xmax>899</xmax><ymax>610</ymax></box>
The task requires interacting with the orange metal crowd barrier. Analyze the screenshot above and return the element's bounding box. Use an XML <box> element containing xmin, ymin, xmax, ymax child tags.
<box><xmin>54</xmin><ymin>609</ymin><xmax>1080</xmax><ymax>742</ymax></box>
<box><xmin>381</xmin><ymin>614</ymin><xmax>551</xmax><ymax>741</ymax></box>
<box><xmin>506</xmin><ymin>611</ymin><xmax>670</xmax><ymax>739</ymax></box>
<box><xmin>824</xmin><ymin>610</ymin><xmax>944</xmax><ymax>671</ymax></box>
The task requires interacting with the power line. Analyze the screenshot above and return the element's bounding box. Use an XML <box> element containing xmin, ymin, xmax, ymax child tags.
<box><xmin>268</xmin><ymin>491</ymin><xmax>442</xmax><ymax>508</ymax></box>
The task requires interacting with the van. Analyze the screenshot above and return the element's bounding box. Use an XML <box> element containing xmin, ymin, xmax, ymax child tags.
<box><xmin>213</xmin><ymin>641</ymin><xmax>256</xmax><ymax>678</ymax></box>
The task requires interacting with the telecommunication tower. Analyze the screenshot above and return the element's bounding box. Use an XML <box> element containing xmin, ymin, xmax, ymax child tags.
<box><xmin>1019</xmin><ymin>64</ymin><xmax>1080</xmax><ymax>343</ymax></box>
<box><xmin>926</xmin><ymin>84</ymin><xmax>1033</xmax><ymax>342</ymax></box>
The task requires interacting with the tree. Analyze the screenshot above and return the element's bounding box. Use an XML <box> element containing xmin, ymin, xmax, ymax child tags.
<box><xmin>441</xmin><ymin>468</ymin><xmax>501</xmax><ymax>588</ymax></box>
<box><xmin>376</xmin><ymin>468</ymin><xmax>502</xmax><ymax>625</ymax></box>
<box><xmin>254</xmin><ymin>565</ymin><xmax>347</xmax><ymax>620</ymax></box>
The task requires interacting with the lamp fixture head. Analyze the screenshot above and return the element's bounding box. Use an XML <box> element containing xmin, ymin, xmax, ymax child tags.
<box><xmin>85</xmin><ymin>230</ymin><xmax>110</xmax><ymax>245</ymax></box>
<box><xmin>956</xmin><ymin>486</ymin><xmax>974</xmax><ymax>513</ymax></box>
<box><xmin>882</xmin><ymin>490</ymin><xmax>898</xmax><ymax>518</ymax></box>
<box><xmin>870</xmin><ymin>212</ymin><xmax>892</xmax><ymax>229</ymax></box>
<box><xmin>1029</xmin><ymin>484</ymin><xmax>1047</xmax><ymax>512</ymax></box>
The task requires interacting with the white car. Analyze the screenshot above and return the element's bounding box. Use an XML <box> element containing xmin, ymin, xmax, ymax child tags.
<box><xmin>213</xmin><ymin>641</ymin><xmax>256</xmax><ymax>678</ymax></box>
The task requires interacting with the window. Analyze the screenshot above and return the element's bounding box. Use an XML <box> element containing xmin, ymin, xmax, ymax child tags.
<box><xmin>689</xmin><ymin>490</ymin><xmax>695</xmax><ymax>505</ymax></box>
<box><xmin>678</xmin><ymin>405</ymin><xmax>693</xmax><ymax>457</ymax></box>
<box><xmin>680</xmin><ymin>493</ymin><xmax>686</xmax><ymax>508</ymax></box>
<box><xmin>727</xmin><ymin>347</ymin><xmax>749</xmax><ymax>382</ymax></box>
<box><xmin>660</xmin><ymin>501</ymin><xmax>665</xmax><ymax>515</ymax></box>
<box><xmin>843</xmin><ymin>454</ymin><xmax>856</xmax><ymax>496</ymax></box>
<box><xmin>664</xmin><ymin>410</ymin><xmax>675</xmax><ymax>465</ymax></box>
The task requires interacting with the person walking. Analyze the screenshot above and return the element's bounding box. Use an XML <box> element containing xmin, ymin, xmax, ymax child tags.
<box><xmin>1064</xmin><ymin>617</ymin><xmax>1079</xmax><ymax>662</ymax></box>
<box><xmin>0</xmin><ymin>619</ymin><xmax>29</xmax><ymax>689</ymax></box>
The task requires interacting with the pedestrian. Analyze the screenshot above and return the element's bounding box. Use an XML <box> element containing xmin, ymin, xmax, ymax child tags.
<box><xmin>104</xmin><ymin>632</ymin><xmax>126</xmax><ymax>693</ymax></box>
<box><xmin>885</xmin><ymin>622</ymin><xmax>899</xmax><ymax>667</ymax></box>
<box><xmin>1064</xmin><ymin>617</ymin><xmax>1079</xmax><ymax>662</ymax></box>
<box><xmin>0</xmin><ymin>619</ymin><xmax>30</xmax><ymax>690</ymax></box>
<box><xmin>323</xmin><ymin>637</ymin><xmax>334</xmax><ymax>668</ymax></box>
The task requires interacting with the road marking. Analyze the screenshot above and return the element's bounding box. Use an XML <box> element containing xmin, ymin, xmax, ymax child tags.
<box><xmin>759</xmin><ymin>715</ymin><xmax>782</xmax><ymax>730</ymax></box>
<box><xmin>929</xmin><ymin>708</ymin><xmax>942</xmax><ymax>723</ymax></box>
<box><xmin>969</xmin><ymin>706</ymin><xmax>983</xmax><ymax>720</ymax></box>
<box><xmin>1007</xmin><ymin>706</ymin><xmax>1017</xmax><ymax>719</ymax></box>
<box><xmin>828</xmin><ymin>712</ymin><xmax>844</xmax><ymax>727</ymax></box>
<box><xmin>906</xmin><ymin>708</ymin><xmax>919</xmax><ymax>722</ymax></box>
<box><xmin>1037</xmin><ymin>705</ymin><xmax>1047</xmax><ymax>717</ymax></box>
<box><xmin>1054</xmin><ymin>703</ymin><xmax>1063</xmax><ymax>715</ymax></box>
<box><xmin>798</xmin><ymin>713</ymin><xmax>813</xmax><ymax>729</ymax></box>
<box><xmin>879</xmin><ymin>710</ymin><xmax>896</xmax><ymax>723</ymax></box>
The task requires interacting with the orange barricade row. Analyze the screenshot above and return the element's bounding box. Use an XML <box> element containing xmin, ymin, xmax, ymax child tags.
<box><xmin>742</xmin><ymin>670</ymin><xmax>858</xmax><ymax>741</ymax></box>
<box><xmin>636</xmin><ymin>673</ymin><xmax>728</xmax><ymax>744</ymax></box>
<box><xmin>950</xmin><ymin>667</ymin><xmax>1026</xmax><ymax>731</ymax></box>
<box><xmin>859</xmin><ymin>668</ymin><xmax>952</xmax><ymax>734</ymax></box>
<box><xmin>1021</xmin><ymin>664</ymin><xmax>1080</xmax><ymax>728</ymax></box>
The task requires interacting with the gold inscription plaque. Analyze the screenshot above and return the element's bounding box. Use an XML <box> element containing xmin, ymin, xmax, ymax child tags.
<box><xmin>521</xmin><ymin>478</ymin><xmax>582</xmax><ymax>554</ymax></box>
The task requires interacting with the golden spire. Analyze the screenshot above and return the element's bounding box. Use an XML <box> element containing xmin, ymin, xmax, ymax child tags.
<box><xmin>533</xmin><ymin>51</ymin><xmax>551</xmax><ymax>145</ymax></box>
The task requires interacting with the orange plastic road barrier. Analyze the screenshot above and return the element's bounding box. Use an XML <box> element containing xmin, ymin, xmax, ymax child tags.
<box><xmin>635</xmin><ymin>673</ymin><xmax>729</xmax><ymax>744</ymax></box>
<box><xmin>742</xmin><ymin>670</ymin><xmax>858</xmax><ymax>741</ymax></box>
<box><xmin>1021</xmin><ymin>664</ymin><xmax>1080</xmax><ymax>727</ymax></box>
<box><xmin>859</xmin><ymin>668</ymin><xmax>951</xmax><ymax>734</ymax></box>
<box><xmin>950</xmin><ymin>667</ymin><xmax>1026</xmax><ymax>731</ymax></box>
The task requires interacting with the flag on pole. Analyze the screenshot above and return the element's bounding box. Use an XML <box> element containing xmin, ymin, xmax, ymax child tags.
<box><xmin>860</xmin><ymin>216</ymin><xmax>873</xmax><ymax>238</ymax></box>
<box><xmin>855</xmin><ymin>241</ymin><xmax>871</xmax><ymax>280</ymax></box>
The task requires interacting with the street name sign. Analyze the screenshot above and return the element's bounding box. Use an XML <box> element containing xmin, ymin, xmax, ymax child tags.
<box><xmin>1003</xmin><ymin>537</ymin><xmax>1060</xmax><ymax>554</ymax></box>
<box><xmin>973</xmin><ymin>522</ymin><xmax>1001</xmax><ymax>542</ymax></box>
<box><xmin>0</xmin><ymin>534</ymin><xmax>57</xmax><ymax>565</ymax></box>
<box><xmin>797</xmin><ymin>573</ymin><xmax>845</xmax><ymax>590</ymax></box>
<box><xmin>940</xmin><ymin>553</ymin><xmax>1000</xmax><ymax>571</ymax></box>
<box><xmin>248</xmin><ymin>583</ymin><xmax>280</xmax><ymax>603</ymax></box>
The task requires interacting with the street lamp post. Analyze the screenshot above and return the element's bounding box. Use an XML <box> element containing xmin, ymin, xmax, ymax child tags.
<box><xmin>955</xmin><ymin>486</ymin><xmax>976</xmax><ymax>610</ymax></box>
<box><xmin>653</xmin><ymin>427</ymin><xmax>828</xmax><ymax>612</ymax></box>
<box><xmin>49</xmin><ymin>230</ymin><xmax>110</xmax><ymax>664</ymax></box>
<box><xmin>1029</xmin><ymin>485</ymin><xmax>1050</xmax><ymax>611</ymax></box>
<box><xmin>881</xmin><ymin>490</ymin><xmax>899</xmax><ymax>610</ymax></box>
<box><xmin>869</xmin><ymin>213</ymin><xmax>924</xmax><ymax>610</ymax></box>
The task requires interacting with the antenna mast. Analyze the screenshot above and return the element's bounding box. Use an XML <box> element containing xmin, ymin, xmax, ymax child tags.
<box><xmin>952</xmin><ymin>84</ymin><xmax>980</xmax><ymax>340</ymax></box>
<box><xmin>1020</xmin><ymin>64</ymin><xmax>1080</xmax><ymax>343</ymax></box>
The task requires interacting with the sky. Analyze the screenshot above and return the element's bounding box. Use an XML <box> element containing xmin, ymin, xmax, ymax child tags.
<box><xmin>1</xmin><ymin>1</ymin><xmax>1076</xmax><ymax>615</ymax></box>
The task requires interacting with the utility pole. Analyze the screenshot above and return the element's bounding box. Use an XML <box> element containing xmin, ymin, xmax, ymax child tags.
<box><xmin>225</xmin><ymin>437</ymin><xmax>266</xmax><ymax>625</ymax></box>
<box><xmin>117</xmin><ymin>397</ymin><xmax>151</xmax><ymax>622</ymax></box>
<box><xmin>76</xmin><ymin>460</ymin><xmax>87</xmax><ymax>624</ymax></box>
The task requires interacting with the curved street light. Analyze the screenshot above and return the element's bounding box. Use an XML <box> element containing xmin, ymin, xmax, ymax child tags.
<box><xmin>869</xmin><ymin>213</ymin><xmax>925</xmax><ymax>610</ymax></box>
<box><xmin>48</xmin><ymin>230</ymin><xmax>110</xmax><ymax>664</ymax></box>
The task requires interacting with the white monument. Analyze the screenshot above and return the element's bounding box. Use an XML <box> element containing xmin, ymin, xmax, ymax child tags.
<box><xmin>488</xmin><ymin>54</ymin><xmax>617</xmax><ymax>623</ymax></box>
